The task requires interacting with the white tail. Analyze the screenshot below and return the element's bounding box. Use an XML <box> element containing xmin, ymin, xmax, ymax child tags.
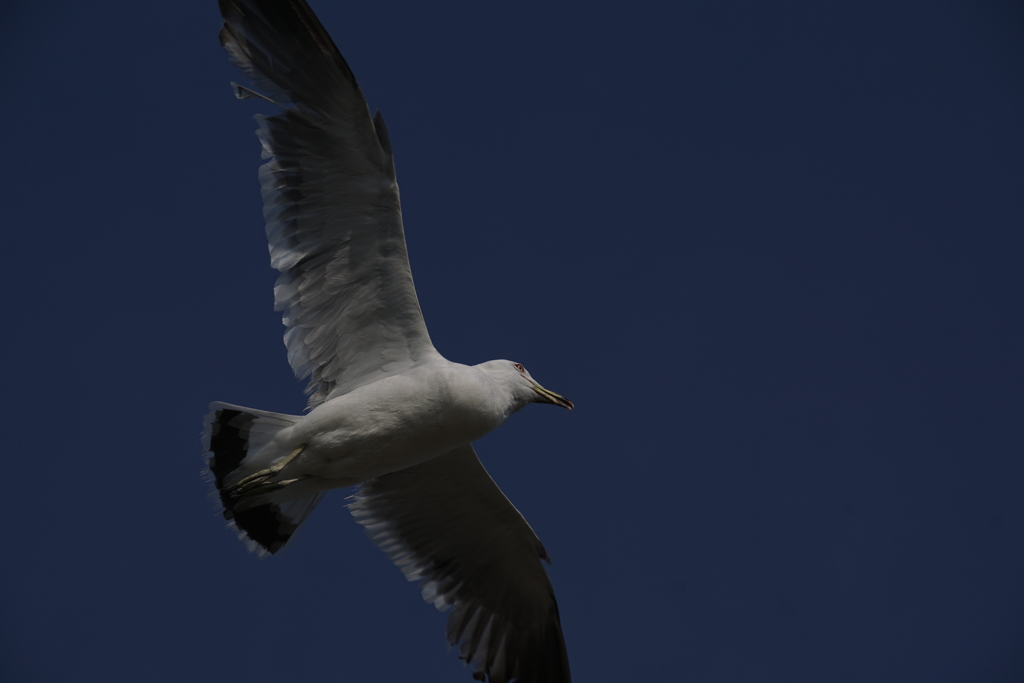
<box><xmin>202</xmin><ymin>402</ymin><xmax>325</xmax><ymax>555</ymax></box>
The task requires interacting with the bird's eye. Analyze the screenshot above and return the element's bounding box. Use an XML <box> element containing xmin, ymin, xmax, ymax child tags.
<box><xmin>513</xmin><ymin>363</ymin><xmax>525</xmax><ymax>373</ymax></box>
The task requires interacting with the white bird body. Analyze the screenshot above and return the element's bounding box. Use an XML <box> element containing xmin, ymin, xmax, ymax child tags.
<box><xmin>267</xmin><ymin>360</ymin><xmax>529</xmax><ymax>485</ymax></box>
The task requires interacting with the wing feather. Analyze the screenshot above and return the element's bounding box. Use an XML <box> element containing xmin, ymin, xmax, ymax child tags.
<box><xmin>350</xmin><ymin>446</ymin><xmax>571</xmax><ymax>683</ymax></box>
<box><xmin>219</xmin><ymin>0</ymin><xmax>440</xmax><ymax>408</ymax></box>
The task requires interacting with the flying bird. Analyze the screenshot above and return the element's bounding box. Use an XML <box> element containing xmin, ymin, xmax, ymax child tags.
<box><xmin>203</xmin><ymin>1</ymin><xmax>573</xmax><ymax>681</ymax></box>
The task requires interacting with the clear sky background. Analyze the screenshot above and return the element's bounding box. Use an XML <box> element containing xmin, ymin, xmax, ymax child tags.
<box><xmin>2</xmin><ymin>1</ymin><xmax>1023</xmax><ymax>681</ymax></box>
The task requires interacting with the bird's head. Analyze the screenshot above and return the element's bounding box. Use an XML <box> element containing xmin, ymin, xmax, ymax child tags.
<box><xmin>479</xmin><ymin>359</ymin><xmax>574</xmax><ymax>412</ymax></box>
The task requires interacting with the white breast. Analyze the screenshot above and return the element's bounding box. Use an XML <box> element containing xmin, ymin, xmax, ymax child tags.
<box><xmin>274</xmin><ymin>361</ymin><xmax>508</xmax><ymax>483</ymax></box>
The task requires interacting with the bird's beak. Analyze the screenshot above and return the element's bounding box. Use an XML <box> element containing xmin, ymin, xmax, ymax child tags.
<box><xmin>530</xmin><ymin>382</ymin><xmax>574</xmax><ymax>410</ymax></box>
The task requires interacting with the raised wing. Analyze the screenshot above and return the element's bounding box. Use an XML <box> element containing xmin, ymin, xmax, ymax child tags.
<box><xmin>350</xmin><ymin>445</ymin><xmax>571</xmax><ymax>683</ymax></box>
<box><xmin>219</xmin><ymin>0</ymin><xmax>440</xmax><ymax>408</ymax></box>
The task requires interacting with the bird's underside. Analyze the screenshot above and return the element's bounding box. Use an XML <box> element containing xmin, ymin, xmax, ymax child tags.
<box><xmin>205</xmin><ymin>1</ymin><xmax>572</xmax><ymax>682</ymax></box>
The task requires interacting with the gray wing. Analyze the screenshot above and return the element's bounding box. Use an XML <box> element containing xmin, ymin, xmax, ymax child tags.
<box><xmin>219</xmin><ymin>0</ymin><xmax>440</xmax><ymax>408</ymax></box>
<box><xmin>350</xmin><ymin>445</ymin><xmax>570</xmax><ymax>683</ymax></box>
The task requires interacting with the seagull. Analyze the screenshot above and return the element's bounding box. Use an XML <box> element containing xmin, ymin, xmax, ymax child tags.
<box><xmin>203</xmin><ymin>1</ymin><xmax>573</xmax><ymax>681</ymax></box>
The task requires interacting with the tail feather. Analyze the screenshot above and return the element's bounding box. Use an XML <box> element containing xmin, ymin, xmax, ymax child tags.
<box><xmin>202</xmin><ymin>402</ymin><xmax>325</xmax><ymax>555</ymax></box>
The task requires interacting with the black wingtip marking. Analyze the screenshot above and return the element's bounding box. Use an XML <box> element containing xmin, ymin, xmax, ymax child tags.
<box><xmin>373</xmin><ymin>110</ymin><xmax>392</xmax><ymax>155</ymax></box>
<box><xmin>218</xmin><ymin>0</ymin><xmax>361</xmax><ymax>110</ymax></box>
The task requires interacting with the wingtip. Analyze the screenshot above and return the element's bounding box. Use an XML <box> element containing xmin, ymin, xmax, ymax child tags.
<box><xmin>373</xmin><ymin>110</ymin><xmax>393</xmax><ymax>155</ymax></box>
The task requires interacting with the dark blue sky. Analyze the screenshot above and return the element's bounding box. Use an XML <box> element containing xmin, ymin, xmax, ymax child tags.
<box><xmin>3</xmin><ymin>1</ymin><xmax>1023</xmax><ymax>681</ymax></box>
